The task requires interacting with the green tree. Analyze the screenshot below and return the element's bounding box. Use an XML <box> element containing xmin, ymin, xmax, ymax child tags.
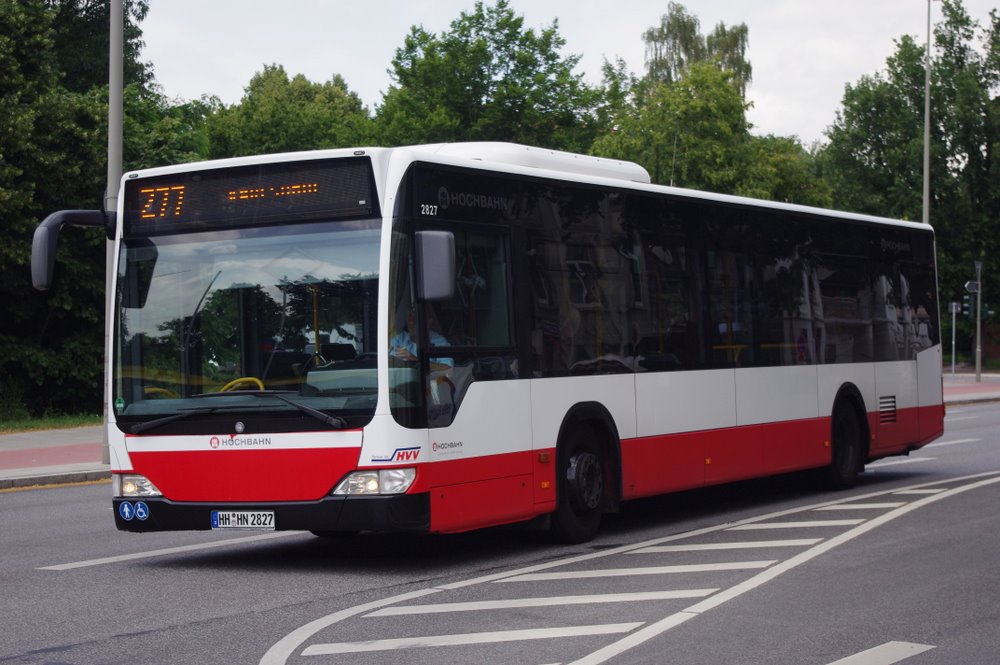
<box><xmin>739</xmin><ymin>135</ymin><xmax>832</xmax><ymax>207</ymax></box>
<box><xmin>0</xmin><ymin>0</ymin><xmax>108</xmax><ymax>418</ymax></box>
<box><xmin>46</xmin><ymin>0</ymin><xmax>153</xmax><ymax>92</ymax></box>
<box><xmin>642</xmin><ymin>1</ymin><xmax>751</xmax><ymax>96</ymax></box>
<box><xmin>593</xmin><ymin>63</ymin><xmax>750</xmax><ymax>193</ymax></box>
<box><xmin>376</xmin><ymin>0</ymin><xmax>600</xmax><ymax>151</ymax></box>
<box><xmin>124</xmin><ymin>85</ymin><xmax>214</xmax><ymax>168</ymax></box>
<box><xmin>820</xmin><ymin>0</ymin><xmax>1000</xmax><ymax>346</ymax></box>
<box><xmin>206</xmin><ymin>65</ymin><xmax>372</xmax><ymax>158</ymax></box>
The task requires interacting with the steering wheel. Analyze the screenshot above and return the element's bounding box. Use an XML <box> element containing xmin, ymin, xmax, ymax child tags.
<box><xmin>144</xmin><ymin>386</ymin><xmax>178</xmax><ymax>399</ymax></box>
<box><xmin>219</xmin><ymin>377</ymin><xmax>265</xmax><ymax>392</ymax></box>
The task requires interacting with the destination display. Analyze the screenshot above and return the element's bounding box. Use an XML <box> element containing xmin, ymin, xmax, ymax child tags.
<box><xmin>123</xmin><ymin>157</ymin><xmax>376</xmax><ymax>236</ymax></box>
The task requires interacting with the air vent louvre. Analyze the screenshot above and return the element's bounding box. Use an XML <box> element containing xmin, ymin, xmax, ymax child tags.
<box><xmin>879</xmin><ymin>396</ymin><xmax>897</xmax><ymax>424</ymax></box>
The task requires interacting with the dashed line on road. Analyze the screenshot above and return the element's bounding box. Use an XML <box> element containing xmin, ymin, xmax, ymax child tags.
<box><xmin>866</xmin><ymin>457</ymin><xmax>936</xmax><ymax>468</ymax></box>
<box><xmin>825</xmin><ymin>641</ymin><xmax>935</xmax><ymax>665</ymax></box>
<box><xmin>37</xmin><ymin>531</ymin><xmax>302</xmax><ymax>571</ymax></box>
<box><xmin>926</xmin><ymin>437</ymin><xmax>981</xmax><ymax>448</ymax></box>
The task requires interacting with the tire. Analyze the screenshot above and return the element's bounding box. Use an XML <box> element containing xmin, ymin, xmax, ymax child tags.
<box><xmin>551</xmin><ymin>426</ymin><xmax>606</xmax><ymax>543</ymax></box>
<box><xmin>826</xmin><ymin>404</ymin><xmax>863</xmax><ymax>489</ymax></box>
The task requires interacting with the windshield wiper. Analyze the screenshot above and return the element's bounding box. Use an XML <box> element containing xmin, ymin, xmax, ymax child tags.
<box><xmin>192</xmin><ymin>390</ymin><xmax>347</xmax><ymax>429</ymax></box>
<box><xmin>127</xmin><ymin>407</ymin><xmax>219</xmax><ymax>434</ymax></box>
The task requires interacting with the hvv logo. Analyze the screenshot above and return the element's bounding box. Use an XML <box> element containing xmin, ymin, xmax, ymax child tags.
<box><xmin>370</xmin><ymin>447</ymin><xmax>421</xmax><ymax>463</ymax></box>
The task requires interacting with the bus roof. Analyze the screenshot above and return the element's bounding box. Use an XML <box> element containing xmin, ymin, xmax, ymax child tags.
<box><xmin>121</xmin><ymin>143</ymin><xmax>931</xmax><ymax>234</ymax></box>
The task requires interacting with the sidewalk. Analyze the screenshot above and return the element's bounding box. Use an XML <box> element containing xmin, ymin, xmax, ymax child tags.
<box><xmin>2</xmin><ymin>374</ymin><xmax>998</xmax><ymax>491</ymax></box>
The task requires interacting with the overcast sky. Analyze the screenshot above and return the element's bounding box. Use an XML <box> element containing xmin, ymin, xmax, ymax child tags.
<box><xmin>141</xmin><ymin>0</ymin><xmax>998</xmax><ymax>146</ymax></box>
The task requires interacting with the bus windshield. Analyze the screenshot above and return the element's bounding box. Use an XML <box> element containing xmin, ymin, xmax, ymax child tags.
<box><xmin>113</xmin><ymin>219</ymin><xmax>380</xmax><ymax>431</ymax></box>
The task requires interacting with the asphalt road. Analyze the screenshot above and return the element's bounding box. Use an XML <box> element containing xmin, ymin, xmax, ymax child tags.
<box><xmin>2</xmin><ymin>402</ymin><xmax>999</xmax><ymax>665</ymax></box>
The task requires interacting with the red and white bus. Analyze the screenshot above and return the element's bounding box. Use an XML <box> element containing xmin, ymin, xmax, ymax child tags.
<box><xmin>32</xmin><ymin>143</ymin><xmax>944</xmax><ymax>542</ymax></box>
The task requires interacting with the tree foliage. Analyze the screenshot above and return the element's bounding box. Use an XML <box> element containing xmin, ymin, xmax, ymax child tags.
<box><xmin>593</xmin><ymin>7</ymin><xmax>826</xmax><ymax>205</ymax></box>
<box><xmin>593</xmin><ymin>63</ymin><xmax>750</xmax><ymax>192</ymax></box>
<box><xmin>819</xmin><ymin>0</ymin><xmax>1000</xmax><ymax>343</ymax></box>
<box><xmin>0</xmin><ymin>0</ymin><xmax>107</xmax><ymax>418</ymax></box>
<box><xmin>642</xmin><ymin>1</ymin><xmax>751</xmax><ymax>97</ymax></box>
<box><xmin>206</xmin><ymin>65</ymin><xmax>373</xmax><ymax>158</ymax></box>
<box><xmin>46</xmin><ymin>0</ymin><xmax>152</xmax><ymax>91</ymax></box>
<box><xmin>376</xmin><ymin>0</ymin><xmax>600</xmax><ymax>151</ymax></box>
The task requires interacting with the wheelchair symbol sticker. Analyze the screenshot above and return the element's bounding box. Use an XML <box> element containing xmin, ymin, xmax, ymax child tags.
<box><xmin>119</xmin><ymin>501</ymin><xmax>150</xmax><ymax>521</ymax></box>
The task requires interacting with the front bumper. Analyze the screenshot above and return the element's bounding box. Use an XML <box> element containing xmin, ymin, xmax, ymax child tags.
<box><xmin>112</xmin><ymin>492</ymin><xmax>429</xmax><ymax>533</ymax></box>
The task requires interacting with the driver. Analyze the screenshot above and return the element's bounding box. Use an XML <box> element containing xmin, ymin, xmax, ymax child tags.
<box><xmin>390</xmin><ymin>306</ymin><xmax>453</xmax><ymax>370</ymax></box>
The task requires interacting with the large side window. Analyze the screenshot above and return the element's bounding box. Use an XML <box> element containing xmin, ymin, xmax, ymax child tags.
<box><xmin>427</xmin><ymin>228</ymin><xmax>515</xmax><ymax>427</ymax></box>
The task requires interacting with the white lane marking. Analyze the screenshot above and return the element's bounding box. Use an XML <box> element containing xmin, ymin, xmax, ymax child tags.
<box><xmin>825</xmin><ymin>641</ymin><xmax>935</xmax><ymax>665</ymax></box>
<box><xmin>943</xmin><ymin>415</ymin><xmax>979</xmax><ymax>422</ymax></box>
<box><xmin>260</xmin><ymin>589</ymin><xmax>443</xmax><ymax>665</ymax></box>
<box><xmin>498</xmin><ymin>561</ymin><xmax>776</xmax><ymax>583</ymax></box>
<box><xmin>301</xmin><ymin>623</ymin><xmax>644</xmax><ymax>656</ymax></box>
<box><xmin>866</xmin><ymin>457</ymin><xmax>936</xmax><ymax>468</ymax></box>
<box><xmin>365</xmin><ymin>589</ymin><xmax>719</xmax><ymax>617</ymax></box>
<box><xmin>567</xmin><ymin>474</ymin><xmax>1000</xmax><ymax>665</ymax></box>
<box><xmin>263</xmin><ymin>472</ymin><xmax>1000</xmax><ymax>665</ymax></box>
<box><xmin>926</xmin><ymin>438</ymin><xmax>980</xmax><ymax>448</ymax></box>
<box><xmin>38</xmin><ymin>532</ymin><xmax>302</xmax><ymax>570</ymax></box>
<box><xmin>814</xmin><ymin>502</ymin><xmax>907</xmax><ymax>511</ymax></box>
<box><xmin>729</xmin><ymin>519</ymin><xmax>865</xmax><ymax>530</ymax></box>
<box><xmin>631</xmin><ymin>539</ymin><xmax>822</xmax><ymax>553</ymax></box>
<box><xmin>893</xmin><ymin>489</ymin><xmax>945</xmax><ymax>495</ymax></box>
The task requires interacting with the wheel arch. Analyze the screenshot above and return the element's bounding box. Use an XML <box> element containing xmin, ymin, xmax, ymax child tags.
<box><xmin>556</xmin><ymin>401</ymin><xmax>622</xmax><ymax>509</ymax></box>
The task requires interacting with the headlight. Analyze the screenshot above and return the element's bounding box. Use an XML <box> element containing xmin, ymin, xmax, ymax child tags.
<box><xmin>117</xmin><ymin>474</ymin><xmax>162</xmax><ymax>497</ymax></box>
<box><xmin>332</xmin><ymin>468</ymin><xmax>416</xmax><ymax>496</ymax></box>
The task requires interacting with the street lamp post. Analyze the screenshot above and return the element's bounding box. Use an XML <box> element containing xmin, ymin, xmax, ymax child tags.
<box><xmin>923</xmin><ymin>0</ymin><xmax>932</xmax><ymax>225</ymax></box>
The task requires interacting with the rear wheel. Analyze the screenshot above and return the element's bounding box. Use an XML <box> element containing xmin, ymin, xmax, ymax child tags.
<box><xmin>551</xmin><ymin>426</ymin><xmax>606</xmax><ymax>543</ymax></box>
<box><xmin>826</xmin><ymin>404</ymin><xmax>863</xmax><ymax>489</ymax></box>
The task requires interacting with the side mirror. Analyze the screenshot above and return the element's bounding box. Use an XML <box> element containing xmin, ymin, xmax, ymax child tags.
<box><xmin>31</xmin><ymin>210</ymin><xmax>112</xmax><ymax>290</ymax></box>
<box><xmin>415</xmin><ymin>230</ymin><xmax>455</xmax><ymax>301</ymax></box>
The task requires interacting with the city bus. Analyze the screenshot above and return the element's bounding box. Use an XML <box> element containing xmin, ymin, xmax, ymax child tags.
<box><xmin>31</xmin><ymin>142</ymin><xmax>944</xmax><ymax>542</ymax></box>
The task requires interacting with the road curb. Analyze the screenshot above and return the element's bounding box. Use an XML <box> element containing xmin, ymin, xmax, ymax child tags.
<box><xmin>0</xmin><ymin>469</ymin><xmax>110</xmax><ymax>491</ymax></box>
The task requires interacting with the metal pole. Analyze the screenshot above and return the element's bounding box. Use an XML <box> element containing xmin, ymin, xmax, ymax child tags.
<box><xmin>103</xmin><ymin>0</ymin><xmax>123</xmax><ymax>464</ymax></box>
<box><xmin>975</xmin><ymin>260</ymin><xmax>982</xmax><ymax>383</ymax></box>
<box><xmin>951</xmin><ymin>302</ymin><xmax>956</xmax><ymax>376</ymax></box>
<box><xmin>922</xmin><ymin>0</ymin><xmax>932</xmax><ymax>225</ymax></box>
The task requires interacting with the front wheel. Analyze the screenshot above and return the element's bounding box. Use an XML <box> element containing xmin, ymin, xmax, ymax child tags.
<box><xmin>551</xmin><ymin>427</ymin><xmax>606</xmax><ymax>543</ymax></box>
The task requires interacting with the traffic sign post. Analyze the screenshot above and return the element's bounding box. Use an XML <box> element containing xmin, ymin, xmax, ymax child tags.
<box><xmin>949</xmin><ymin>301</ymin><xmax>958</xmax><ymax>376</ymax></box>
<box><xmin>974</xmin><ymin>261</ymin><xmax>982</xmax><ymax>383</ymax></box>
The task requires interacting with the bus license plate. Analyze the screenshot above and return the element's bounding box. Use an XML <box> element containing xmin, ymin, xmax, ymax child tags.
<box><xmin>211</xmin><ymin>510</ymin><xmax>275</xmax><ymax>530</ymax></box>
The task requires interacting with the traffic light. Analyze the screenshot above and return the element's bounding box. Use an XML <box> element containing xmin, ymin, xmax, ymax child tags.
<box><xmin>962</xmin><ymin>294</ymin><xmax>972</xmax><ymax>318</ymax></box>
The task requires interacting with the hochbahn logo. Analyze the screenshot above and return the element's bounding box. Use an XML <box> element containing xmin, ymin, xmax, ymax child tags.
<box><xmin>209</xmin><ymin>435</ymin><xmax>273</xmax><ymax>449</ymax></box>
<box><xmin>438</xmin><ymin>186</ymin><xmax>514</xmax><ymax>215</ymax></box>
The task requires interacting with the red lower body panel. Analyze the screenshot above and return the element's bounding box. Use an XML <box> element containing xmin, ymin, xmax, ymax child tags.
<box><xmin>128</xmin><ymin>448</ymin><xmax>361</xmax><ymax>502</ymax></box>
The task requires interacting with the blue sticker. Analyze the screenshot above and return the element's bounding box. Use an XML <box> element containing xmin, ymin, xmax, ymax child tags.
<box><xmin>134</xmin><ymin>501</ymin><xmax>149</xmax><ymax>521</ymax></box>
<box><xmin>119</xmin><ymin>501</ymin><xmax>134</xmax><ymax>521</ymax></box>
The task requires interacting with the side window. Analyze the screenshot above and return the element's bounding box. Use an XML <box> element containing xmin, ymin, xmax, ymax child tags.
<box><xmin>436</xmin><ymin>230</ymin><xmax>511</xmax><ymax>348</ymax></box>
<box><xmin>427</xmin><ymin>229</ymin><xmax>515</xmax><ymax>428</ymax></box>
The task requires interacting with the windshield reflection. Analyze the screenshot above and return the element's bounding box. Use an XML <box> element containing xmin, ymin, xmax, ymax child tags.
<box><xmin>114</xmin><ymin>220</ymin><xmax>380</xmax><ymax>427</ymax></box>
